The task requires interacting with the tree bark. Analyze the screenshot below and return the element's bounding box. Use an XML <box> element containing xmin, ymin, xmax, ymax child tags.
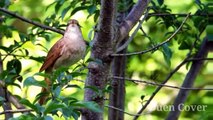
<box><xmin>108</xmin><ymin>39</ymin><xmax>127</xmax><ymax>120</ymax></box>
<box><xmin>0</xmin><ymin>16</ymin><xmax>13</xmax><ymax>120</ymax></box>
<box><xmin>82</xmin><ymin>0</ymin><xmax>149</xmax><ymax>119</ymax></box>
<box><xmin>82</xmin><ymin>0</ymin><xmax>118</xmax><ymax>119</ymax></box>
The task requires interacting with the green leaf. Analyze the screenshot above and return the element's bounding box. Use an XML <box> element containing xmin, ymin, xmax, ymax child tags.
<box><xmin>162</xmin><ymin>44</ymin><xmax>172</xmax><ymax>66</ymax></box>
<box><xmin>20</xmin><ymin>99</ymin><xmax>39</xmax><ymax>113</ymax></box>
<box><xmin>85</xmin><ymin>58</ymin><xmax>103</xmax><ymax>65</ymax></box>
<box><xmin>29</xmin><ymin>56</ymin><xmax>45</xmax><ymax>62</ymax></box>
<box><xmin>53</xmin><ymin>86</ymin><xmax>61</xmax><ymax>98</ymax></box>
<box><xmin>71</xmin><ymin>72</ymin><xmax>86</xmax><ymax>78</ymax></box>
<box><xmin>61</xmin><ymin>107</ymin><xmax>72</xmax><ymax>117</ymax></box>
<box><xmin>65</xmin><ymin>84</ymin><xmax>81</xmax><ymax>89</ymax></box>
<box><xmin>19</xmin><ymin>33</ymin><xmax>27</xmax><ymax>42</ymax></box>
<box><xmin>35</xmin><ymin>72</ymin><xmax>50</xmax><ymax>78</ymax></box>
<box><xmin>0</xmin><ymin>96</ymin><xmax>5</xmax><ymax>106</ymax></box>
<box><xmin>0</xmin><ymin>96</ymin><xmax>5</xmax><ymax>101</ymax></box>
<box><xmin>73</xmin><ymin>101</ymin><xmax>102</xmax><ymax>113</ymax></box>
<box><xmin>141</xmin><ymin>95</ymin><xmax>145</xmax><ymax>100</ymax></box>
<box><xmin>157</xmin><ymin>0</ymin><xmax>164</xmax><ymax>6</ymax></box>
<box><xmin>44</xmin><ymin>101</ymin><xmax>65</xmax><ymax>115</ymax></box>
<box><xmin>0</xmin><ymin>46</ymin><xmax>10</xmax><ymax>52</ymax></box>
<box><xmin>87</xmin><ymin>5</ymin><xmax>96</xmax><ymax>18</ymax></box>
<box><xmin>44</xmin><ymin>116</ymin><xmax>53</xmax><ymax>120</ymax></box>
<box><xmin>102</xmin><ymin>85</ymin><xmax>112</xmax><ymax>93</ymax></box>
<box><xmin>84</xmin><ymin>86</ymin><xmax>99</xmax><ymax>93</ymax></box>
<box><xmin>71</xmin><ymin>6</ymin><xmax>88</xmax><ymax>16</ymax></box>
<box><xmin>62</xmin><ymin>96</ymin><xmax>78</xmax><ymax>104</ymax></box>
<box><xmin>9</xmin><ymin>113</ymin><xmax>36</xmax><ymax>120</ymax></box>
<box><xmin>88</xmin><ymin>29</ymin><xmax>94</xmax><ymax>41</ymax></box>
<box><xmin>61</xmin><ymin>5</ymin><xmax>72</xmax><ymax>19</ymax></box>
<box><xmin>195</xmin><ymin>0</ymin><xmax>201</xmax><ymax>5</ymax></box>
<box><xmin>24</xmin><ymin>77</ymin><xmax>46</xmax><ymax>88</ymax></box>
<box><xmin>0</xmin><ymin>0</ymin><xmax>10</xmax><ymax>7</ymax></box>
<box><xmin>93</xmin><ymin>10</ymin><xmax>100</xmax><ymax>22</ymax></box>
<box><xmin>178</xmin><ymin>40</ymin><xmax>192</xmax><ymax>50</ymax></box>
<box><xmin>7</xmin><ymin>59</ymin><xmax>22</xmax><ymax>75</ymax></box>
<box><xmin>61</xmin><ymin>107</ymin><xmax>80</xmax><ymax>120</ymax></box>
<box><xmin>6</xmin><ymin>82</ymin><xmax>21</xmax><ymax>89</ymax></box>
<box><xmin>55</xmin><ymin>0</ymin><xmax>65</xmax><ymax>13</ymax></box>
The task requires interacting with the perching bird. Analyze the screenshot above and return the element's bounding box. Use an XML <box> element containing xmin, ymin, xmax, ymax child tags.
<box><xmin>39</xmin><ymin>19</ymin><xmax>86</xmax><ymax>105</ymax></box>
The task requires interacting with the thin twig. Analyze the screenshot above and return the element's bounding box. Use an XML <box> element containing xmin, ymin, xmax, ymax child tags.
<box><xmin>112</xmin><ymin>76</ymin><xmax>213</xmax><ymax>90</ymax></box>
<box><xmin>148</xmin><ymin>13</ymin><xmax>213</xmax><ymax>17</ymax></box>
<box><xmin>133</xmin><ymin>38</ymin><xmax>212</xmax><ymax>120</ymax></box>
<box><xmin>187</xmin><ymin>57</ymin><xmax>213</xmax><ymax>61</ymax></box>
<box><xmin>0</xmin><ymin>80</ymin><xmax>26</xmax><ymax>109</ymax></box>
<box><xmin>112</xmin><ymin>13</ymin><xmax>191</xmax><ymax>57</ymax></box>
<box><xmin>0</xmin><ymin>8</ymin><xmax>64</xmax><ymax>35</ymax></box>
<box><xmin>105</xmin><ymin>105</ymin><xmax>150</xmax><ymax>116</ymax></box>
<box><xmin>2</xmin><ymin>40</ymin><xmax>28</xmax><ymax>61</ymax></box>
<box><xmin>133</xmin><ymin>56</ymin><xmax>189</xmax><ymax>120</ymax></box>
<box><xmin>0</xmin><ymin>109</ymin><xmax>33</xmax><ymax>115</ymax></box>
<box><xmin>116</xmin><ymin>8</ymin><xmax>150</xmax><ymax>53</ymax></box>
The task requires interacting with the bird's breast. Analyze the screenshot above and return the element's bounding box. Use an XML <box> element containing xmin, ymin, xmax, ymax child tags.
<box><xmin>53</xmin><ymin>39</ymin><xmax>86</xmax><ymax>69</ymax></box>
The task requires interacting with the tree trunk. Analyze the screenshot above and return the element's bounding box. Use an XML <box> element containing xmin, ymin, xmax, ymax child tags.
<box><xmin>0</xmin><ymin>16</ymin><xmax>13</xmax><ymax>120</ymax></box>
<box><xmin>108</xmin><ymin>40</ymin><xmax>127</xmax><ymax>120</ymax></box>
<box><xmin>166</xmin><ymin>38</ymin><xmax>210</xmax><ymax>120</ymax></box>
<box><xmin>81</xmin><ymin>0</ymin><xmax>149</xmax><ymax>119</ymax></box>
<box><xmin>82</xmin><ymin>0</ymin><xmax>118</xmax><ymax>119</ymax></box>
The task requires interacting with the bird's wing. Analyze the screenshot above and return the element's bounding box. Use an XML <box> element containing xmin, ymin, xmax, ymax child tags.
<box><xmin>39</xmin><ymin>39</ymin><xmax>64</xmax><ymax>72</ymax></box>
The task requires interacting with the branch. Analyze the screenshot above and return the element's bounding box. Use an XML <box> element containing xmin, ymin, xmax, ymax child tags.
<box><xmin>116</xmin><ymin>8</ymin><xmax>150</xmax><ymax>53</ymax></box>
<box><xmin>133</xmin><ymin>56</ymin><xmax>189</xmax><ymax>120</ymax></box>
<box><xmin>118</xmin><ymin>0</ymin><xmax>150</xmax><ymax>43</ymax></box>
<box><xmin>105</xmin><ymin>105</ymin><xmax>149</xmax><ymax>116</ymax></box>
<box><xmin>166</xmin><ymin>38</ymin><xmax>209</xmax><ymax>120</ymax></box>
<box><xmin>148</xmin><ymin>13</ymin><xmax>213</xmax><ymax>17</ymax></box>
<box><xmin>0</xmin><ymin>81</ymin><xmax>26</xmax><ymax>109</ymax></box>
<box><xmin>0</xmin><ymin>8</ymin><xmax>64</xmax><ymax>35</ymax></box>
<box><xmin>2</xmin><ymin>40</ymin><xmax>28</xmax><ymax>61</ymax></box>
<box><xmin>112</xmin><ymin>13</ymin><xmax>191</xmax><ymax>57</ymax></box>
<box><xmin>188</xmin><ymin>57</ymin><xmax>213</xmax><ymax>61</ymax></box>
<box><xmin>0</xmin><ymin>52</ymin><xmax>13</xmax><ymax>118</ymax></box>
<box><xmin>112</xmin><ymin>76</ymin><xmax>213</xmax><ymax>90</ymax></box>
<box><xmin>0</xmin><ymin>109</ymin><xmax>33</xmax><ymax>115</ymax></box>
<box><xmin>133</xmin><ymin>34</ymin><xmax>211</xmax><ymax>119</ymax></box>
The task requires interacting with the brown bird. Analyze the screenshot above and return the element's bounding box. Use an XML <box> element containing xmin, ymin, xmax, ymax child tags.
<box><xmin>39</xmin><ymin>19</ymin><xmax>86</xmax><ymax>105</ymax></box>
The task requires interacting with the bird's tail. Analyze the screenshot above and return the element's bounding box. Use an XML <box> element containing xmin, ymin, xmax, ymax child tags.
<box><xmin>39</xmin><ymin>76</ymin><xmax>51</xmax><ymax>105</ymax></box>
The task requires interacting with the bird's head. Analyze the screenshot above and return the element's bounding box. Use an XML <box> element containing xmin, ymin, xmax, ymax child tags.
<box><xmin>68</xmin><ymin>19</ymin><xmax>81</xmax><ymax>27</ymax></box>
